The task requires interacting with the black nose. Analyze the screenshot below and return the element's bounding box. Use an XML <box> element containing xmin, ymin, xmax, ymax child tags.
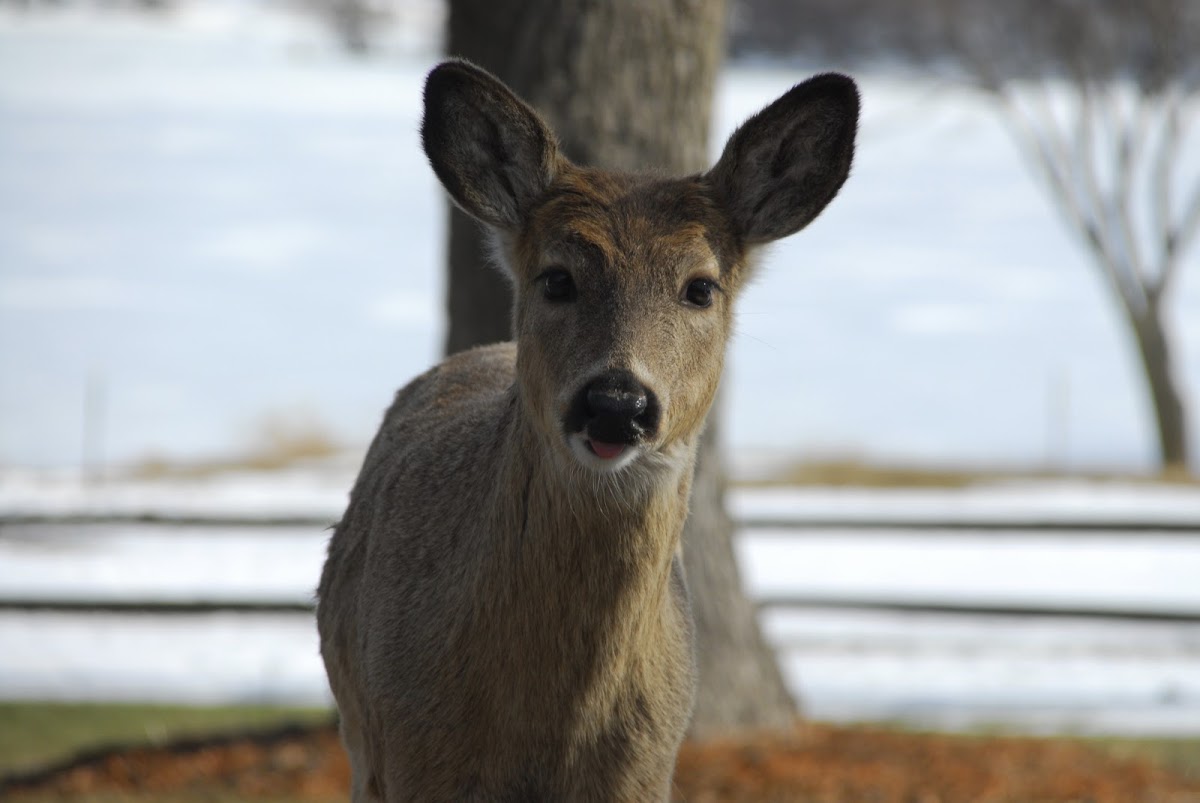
<box><xmin>586</xmin><ymin>377</ymin><xmax>648</xmax><ymax>419</ymax></box>
<box><xmin>565</xmin><ymin>369</ymin><xmax>660</xmax><ymax>444</ymax></box>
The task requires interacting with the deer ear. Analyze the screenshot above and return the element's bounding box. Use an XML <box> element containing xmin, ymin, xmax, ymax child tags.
<box><xmin>708</xmin><ymin>73</ymin><xmax>859</xmax><ymax>245</ymax></box>
<box><xmin>421</xmin><ymin>60</ymin><xmax>562</xmax><ymax>231</ymax></box>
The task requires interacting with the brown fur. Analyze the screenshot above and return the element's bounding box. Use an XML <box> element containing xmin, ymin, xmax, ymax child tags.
<box><xmin>317</xmin><ymin>60</ymin><xmax>858</xmax><ymax>802</ymax></box>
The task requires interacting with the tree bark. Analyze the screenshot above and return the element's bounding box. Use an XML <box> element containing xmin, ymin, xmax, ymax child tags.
<box><xmin>683</xmin><ymin>399</ymin><xmax>798</xmax><ymax>736</ymax></box>
<box><xmin>444</xmin><ymin>0</ymin><xmax>722</xmax><ymax>350</ymax></box>
<box><xmin>444</xmin><ymin>207</ymin><xmax>511</xmax><ymax>353</ymax></box>
<box><xmin>1131</xmin><ymin>299</ymin><xmax>1192</xmax><ymax>469</ymax></box>
<box><xmin>443</xmin><ymin>0</ymin><xmax>798</xmax><ymax>734</ymax></box>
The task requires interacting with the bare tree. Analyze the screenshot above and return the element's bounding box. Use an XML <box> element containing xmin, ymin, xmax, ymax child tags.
<box><xmin>732</xmin><ymin>0</ymin><xmax>1199</xmax><ymax>469</ymax></box>
<box><xmin>941</xmin><ymin>0</ymin><xmax>1200</xmax><ymax>470</ymax></box>
<box><xmin>443</xmin><ymin>0</ymin><xmax>798</xmax><ymax>735</ymax></box>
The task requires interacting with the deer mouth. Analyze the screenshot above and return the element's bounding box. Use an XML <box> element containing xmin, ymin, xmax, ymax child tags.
<box><xmin>574</xmin><ymin>407</ymin><xmax>649</xmax><ymax>467</ymax></box>
<box><xmin>586</xmin><ymin>439</ymin><xmax>628</xmax><ymax>460</ymax></box>
<box><xmin>583</xmin><ymin>413</ymin><xmax>648</xmax><ymax>448</ymax></box>
<box><xmin>568</xmin><ymin>431</ymin><xmax>641</xmax><ymax>472</ymax></box>
<box><xmin>562</xmin><ymin>369</ymin><xmax>661</xmax><ymax>472</ymax></box>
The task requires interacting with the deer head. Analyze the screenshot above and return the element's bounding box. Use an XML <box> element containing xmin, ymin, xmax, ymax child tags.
<box><xmin>422</xmin><ymin>60</ymin><xmax>858</xmax><ymax>478</ymax></box>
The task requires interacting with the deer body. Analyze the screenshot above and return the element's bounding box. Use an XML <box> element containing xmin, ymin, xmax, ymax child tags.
<box><xmin>317</xmin><ymin>61</ymin><xmax>858</xmax><ymax>802</ymax></box>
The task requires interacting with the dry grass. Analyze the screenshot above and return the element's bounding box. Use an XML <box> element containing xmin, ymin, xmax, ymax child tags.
<box><xmin>0</xmin><ymin>703</ymin><xmax>333</xmax><ymax>777</ymax></box>
<box><xmin>126</xmin><ymin>411</ymin><xmax>343</xmax><ymax>480</ymax></box>
<box><xmin>740</xmin><ymin>457</ymin><xmax>1199</xmax><ymax>489</ymax></box>
<box><xmin>109</xmin><ymin>406</ymin><xmax>1198</xmax><ymax>490</ymax></box>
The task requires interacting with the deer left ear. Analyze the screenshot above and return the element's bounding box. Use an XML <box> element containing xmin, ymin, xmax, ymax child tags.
<box><xmin>707</xmin><ymin>73</ymin><xmax>859</xmax><ymax>245</ymax></box>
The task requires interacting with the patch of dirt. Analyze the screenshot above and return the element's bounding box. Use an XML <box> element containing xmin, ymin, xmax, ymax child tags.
<box><xmin>4</xmin><ymin>721</ymin><xmax>1199</xmax><ymax>802</ymax></box>
<box><xmin>0</xmin><ymin>724</ymin><xmax>347</xmax><ymax>800</ymax></box>
<box><xmin>674</xmin><ymin>724</ymin><xmax>1200</xmax><ymax>802</ymax></box>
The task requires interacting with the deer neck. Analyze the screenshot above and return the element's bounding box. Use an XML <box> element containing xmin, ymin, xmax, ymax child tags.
<box><xmin>483</xmin><ymin>386</ymin><xmax>695</xmax><ymax>655</ymax></box>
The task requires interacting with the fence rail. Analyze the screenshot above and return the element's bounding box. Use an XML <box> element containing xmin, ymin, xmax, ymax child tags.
<box><xmin>3</xmin><ymin>595</ymin><xmax>1200</xmax><ymax>623</ymax></box>
<box><xmin>0</xmin><ymin>514</ymin><xmax>336</xmax><ymax>528</ymax></box>
<box><xmin>754</xmin><ymin>595</ymin><xmax>1200</xmax><ymax>623</ymax></box>
<box><xmin>739</xmin><ymin>517</ymin><xmax>1200</xmax><ymax>534</ymax></box>
<box><xmin>0</xmin><ymin>598</ymin><xmax>314</xmax><ymax>614</ymax></box>
<box><xmin>4</xmin><ymin>513</ymin><xmax>1199</xmax><ymax>533</ymax></box>
<box><xmin>3</xmin><ymin>514</ymin><xmax>1198</xmax><ymax>622</ymax></box>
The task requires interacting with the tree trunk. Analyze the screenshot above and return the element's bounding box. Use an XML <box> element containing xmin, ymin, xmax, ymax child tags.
<box><xmin>443</xmin><ymin>0</ymin><xmax>721</xmax><ymax>350</ymax></box>
<box><xmin>683</xmin><ymin>400</ymin><xmax>798</xmax><ymax>736</ymax></box>
<box><xmin>443</xmin><ymin>0</ymin><xmax>799</xmax><ymax>734</ymax></box>
<box><xmin>1131</xmin><ymin>299</ymin><xmax>1192</xmax><ymax>470</ymax></box>
<box><xmin>444</xmin><ymin>206</ymin><xmax>511</xmax><ymax>353</ymax></box>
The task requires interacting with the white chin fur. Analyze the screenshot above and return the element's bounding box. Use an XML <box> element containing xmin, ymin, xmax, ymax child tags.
<box><xmin>568</xmin><ymin>433</ymin><xmax>641</xmax><ymax>473</ymax></box>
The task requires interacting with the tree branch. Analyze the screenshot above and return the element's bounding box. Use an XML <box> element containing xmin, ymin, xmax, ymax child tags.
<box><xmin>1151</xmin><ymin>87</ymin><xmax>1184</xmax><ymax>300</ymax></box>
<box><xmin>994</xmin><ymin>84</ymin><xmax>1145</xmax><ymax>313</ymax></box>
<box><xmin>1104</xmin><ymin>84</ymin><xmax>1152</xmax><ymax>298</ymax></box>
<box><xmin>1174</xmin><ymin>178</ymin><xmax>1200</xmax><ymax>265</ymax></box>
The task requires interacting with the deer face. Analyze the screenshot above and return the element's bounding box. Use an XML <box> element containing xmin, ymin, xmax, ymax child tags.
<box><xmin>509</xmin><ymin>169</ymin><xmax>737</xmax><ymax>473</ymax></box>
<box><xmin>422</xmin><ymin>61</ymin><xmax>858</xmax><ymax>475</ymax></box>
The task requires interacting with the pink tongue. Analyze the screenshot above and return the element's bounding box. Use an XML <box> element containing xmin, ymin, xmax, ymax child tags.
<box><xmin>589</xmin><ymin>440</ymin><xmax>626</xmax><ymax>460</ymax></box>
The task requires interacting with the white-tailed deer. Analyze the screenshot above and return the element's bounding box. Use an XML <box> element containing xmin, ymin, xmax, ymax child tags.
<box><xmin>317</xmin><ymin>60</ymin><xmax>857</xmax><ymax>802</ymax></box>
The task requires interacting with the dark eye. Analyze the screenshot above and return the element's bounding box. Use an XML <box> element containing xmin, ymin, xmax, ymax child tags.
<box><xmin>541</xmin><ymin>269</ymin><xmax>576</xmax><ymax>302</ymax></box>
<box><xmin>684</xmin><ymin>278</ymin><xmax>717</xmax><ymax>308</ymax></box>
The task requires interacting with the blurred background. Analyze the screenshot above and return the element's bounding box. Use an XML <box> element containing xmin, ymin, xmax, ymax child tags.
<box><xmin>1</xmin><ymin>0</ymin><xmax>1199</xmax><ymax>798</ymax></box>
<box><xmin>2</xmin><ymin>0</ymin><xmax>1198</xmax><ymax>474</ymax></box>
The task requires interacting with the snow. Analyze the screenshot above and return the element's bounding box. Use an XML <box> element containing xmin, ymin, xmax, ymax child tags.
<box><xmin>2</xmin><ymin>468</ymin><xmax>1200</xmax><ymax>734</ymax></box>
<box><xmin>773</xmin><ymin>611</ymin><xmax>1200</xmax><ymax>735</ymax></box>
<box><xmin>0</xmin><ymin>523</ymin><xmax>326</xmax><ymax>602</ymax></box>
<box><xmin>731</xmin><ymin>483</ymin><xmax>1200</xmax><ymax>525</ymax></box>
<box><xmin>1</xmin><ymin>5</ymin><xmax>1198</xmax><ymax>472</ymax></box>
<box><xmin>739</xmin><ymin>532</ymin><xmax>1200</xmax><ymax>614</ymax></box>
<box><xmin>6</xmin><ymin>461</ymin><xmax>1200</xmax><ymax>525</ymax></box>
<box><xmin>4</xmin><ymin>606</ymin><xmax>1198</xmax><ymax>735</ymax></box>
<box><xmin>0</xmin><ymin>463</ymin><xmax>353</xmax><ymax>519</ymax></box>
<box><xmin>5</xmin><ymin>516</ymin><xmax>1200</xmax><ymax>613</ymax></box>
<box><xmin>0</xmin><ymin>611</ymin><xmax>328</xmax><ymax>706</ymax></box>
<box><xmin>2</xmin><ymin>4</ymin><xmax>1200</xmax><ymax>737</ymax></box>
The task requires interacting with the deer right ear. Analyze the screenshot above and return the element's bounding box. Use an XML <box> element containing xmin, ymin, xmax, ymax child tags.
<box><xmin>421</xmin><ymin>61</ymin><xmax>562</xmax><ymax>232</ymax></box>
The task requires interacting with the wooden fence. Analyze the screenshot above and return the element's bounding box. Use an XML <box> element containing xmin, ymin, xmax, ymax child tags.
<box><xmin>2</xmin><ymin>513</ymin><xmax>1198</xmax><ymax>622</ymax></box>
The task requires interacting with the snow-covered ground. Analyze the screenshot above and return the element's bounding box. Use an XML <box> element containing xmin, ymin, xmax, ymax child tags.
<box><xmin>4</xmin><ymin>606</ymin><xmax>1199</xmax><ymax>735</ymax></box>
<box><xmin>2</xmin><ymin>4</ymin><xmax>1199</xmax><ymax>473</ymax></box>
<box><xmin>2</xmin><ymin>468</ymin><xmax>1200</xmax><ymax>735</ymax></box>
<box><xmin>731</xmin><ymin>483</ymin><xmax>1200</xmax><ymax>526</ymax></box>
<box><xmin>2</xmin><ymin>2</ymin><xmax>1199</xmax><ymax>737</ymax></box>
<box><xmin>6</xmin><ymin>519</ymin><xmax>1200</xmax><ymax>613</ymax></box>
<box><xmin>0</xmin><ymin>611</ymin><xmax>323</xmax><ymax>706</ymax></box>
<box><xmin>769</xmin><ymin>610</ymin><xmax>1200</xmax><ymax>735</ymax></box>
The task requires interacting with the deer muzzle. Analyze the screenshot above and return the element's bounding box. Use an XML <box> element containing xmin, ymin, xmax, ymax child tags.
<box><xmin>565</xmin><ymin>369</ymin><xmax>661</xmax><ymax>460</ymax></box>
